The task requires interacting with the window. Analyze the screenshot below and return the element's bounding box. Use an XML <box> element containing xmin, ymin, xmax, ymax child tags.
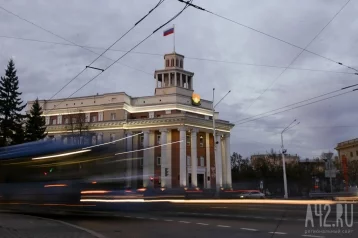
<box><xmin>52</xmin><ymin>119</ymin><xmax>57</xmax><ymax>125</ymax></box>
<box><xmin>186</xmin><ymin>134</ymin><xmax>191</xmax><ymax>145</ymax></box>
<box><xmin>350</xmin><ymin>152</ymin><xmax>354</xmax><ymax>158</ymax></box>
<box><xmin>65</xmin><ymin>118</ymin><xmax>69</xmax><ymax>124</ymax></box>
<box><xmin>140</xmin><ymin>136</ymin><xmax>144</xmax><ymax>147</ymax></box>
<box><xmin>72</xmin><ymin>117</ymin><xmax>77</xmax><ymax>123</ymax></box>
<box><xmin>199</xmin><ymin>135</ymin><xmax>204</xmax><ymax>147</ymax></box>
<box><xmin>180</xmin><ymin>60</ymin><xmax>183</xmax><ymax>68</ymax></box>
<box><xmin>110</xmin><ymin>133</ymin><xmax>115</xmax><ymax>142</ymax></box>
<box><xmin>110</xmin><ymin>113</ymin><xmax>116</xmax><ymax>120</ymax></box>
<box><xmin>176</xmin><ymin>59</ymin><xmax>179</xmax><ymax>67</ymax></box>
<box><xmin>171</xmin><ymin>59</ymin><xmax>174</xmax><ymax>66</ymax></box>
<box><xmin>187</xmin><ymin>156</ymin><xmax>191</xmax><ymax>166</ymax></box>
<box><xmin>166</xmin><ymin>59</ymin><xmax>169</xmax><ymax>67</ymax></box>
<box><xmin>91</xmin><ymin>116</ymin><xmax>97</xmax><ymax>122</ymax></box>
<box><xmin>157</xmin><ymin>157</ymin><xmax>161</xmax><ymax>166</ymax></box>
<box><xmin>139</xmin><ymin>158</ymin><xmax>143</xmax><ymax>167</ymax></box>
<box><xmin>356</xmin><ymin>151</ymin><xmax>358</xmax><ymax>156</ymax></box>
<box><xmin>200</xmin><ymin>156</ymin><xmax>204</xmax><ymax>166</ymax></box>
<box><xmin>157</xmin><ymin>134</ymin><xmax>161</xmax><ymax>145</ymax></box>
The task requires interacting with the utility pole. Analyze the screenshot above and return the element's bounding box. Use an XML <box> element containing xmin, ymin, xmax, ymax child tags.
<box><xmin>281</xmin><ymin>119</ymin><xmax>300</xmax><ymax>199</ymax></box>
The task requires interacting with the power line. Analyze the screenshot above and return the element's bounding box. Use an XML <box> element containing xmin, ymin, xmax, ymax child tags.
<box><xmin>234</xmin><ymin>88</ymin><xmax>358</xmax><ymax>125</ymax></box>
<box><xmin>177</xmin><ymin>0</ymin><xmax>358</xmax><ymax>73</ymax></box>
<box><xmin>2</xmin><ymin>35</ymin><xmax>357</xmax><ymax>76</ymax></box>
<box><xmin>236</xmin><ymin>83</ymin><xmax>358</xmax><ymax>123</ymax></box>
<box><xmin>49</xmin><ymin>1</ymin><xmax>193</xmax><ymax>110</ymax></box>
<box><xmin>240</xmin><ymin>0</ymin><xmax>353</xmax><ymax>114</ymax></box>
<box><xmin>0</xmin><ymin>2</ymin><xmax>164</xmax><ymax>99</ymax></box>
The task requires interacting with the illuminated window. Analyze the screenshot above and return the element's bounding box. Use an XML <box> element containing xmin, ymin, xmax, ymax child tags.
<box><xmin>199</xmin><ymin>135</ymin><xmax>204</xmax><ymax>147</ymax></box>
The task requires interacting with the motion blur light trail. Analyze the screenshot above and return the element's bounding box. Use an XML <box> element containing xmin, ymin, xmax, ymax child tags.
<box><xmin>32</xmin><ymin>149</ymin><xmax>91</xmax><ymax>160</ymax></box>
<box><xmin>82</xmin><ymin>132</ymin><xmax>143</xmax><ymax>150</ymax></box>
<box><xmin>79</xmin><ymin>198</ymin><xmax>357</xmax><ymax>205</ymax></box>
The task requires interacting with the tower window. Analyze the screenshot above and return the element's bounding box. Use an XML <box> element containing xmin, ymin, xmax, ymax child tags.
<box><xmin>166</xmin><ymin>59</ymin><xmax>169</xmax><ymax>67</ymax></box>
<box><xmin>180</xmin><ymin>60</ymin><xmax>183</xmax><ymax>68</ymax></box>
<box><xmin>171</xmin><ymin>59</ymin><xmax>174</xmax><ymax>66</ymax></box>
<box><xmin>176</xmin><ymin>59</ymin><xmax>179</xmax><ymax>67</ymax></box>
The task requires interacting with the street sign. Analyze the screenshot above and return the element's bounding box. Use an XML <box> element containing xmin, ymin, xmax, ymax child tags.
<box><xmin>325</xmin><ymin>169</ymin><xmax>336</xmax><ymax>178</ymax></box>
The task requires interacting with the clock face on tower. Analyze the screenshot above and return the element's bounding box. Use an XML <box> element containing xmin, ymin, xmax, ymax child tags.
<box><xmin>192</xmin><ymin>93</ymin><xmax>201</xmax><ymax>106</ymax></box>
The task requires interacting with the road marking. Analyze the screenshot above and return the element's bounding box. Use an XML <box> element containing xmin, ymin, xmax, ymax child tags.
<box><xmin>301</xmin><ymin>235</ymin><xmax>324</xmax><ymax>238</ymax></box>
<box><xmin>217</xmin><ymin>225</ymin><xmax>231</xmax><ymax>228</ymax></box>
<box><xmin>241</xmin><ymin>228</ymin><xmax>258</xmax><ymax>231</ymax></box>
<box><xmin>179</xmin><ymin>221</ymin><xmax>190</xmax><ymax>224</ymax></box>
<box><xmin>197</xmin><ymin>223</ymin><xmax>209</xmax><ymax>226</ymax></box>
<box><xmin>149</xmin><ymin>218</ymin><xmax>158</xmax><ymax>220</ymax></box>
<box><xmin>164</xmin><ymin>219</ymin><xmax>173</xmax><ymax>222</ymax></box>
<box><xmin>269</xmin><ymin>232</ymin><xmax>287</xmax><ymax>235</ymax></box>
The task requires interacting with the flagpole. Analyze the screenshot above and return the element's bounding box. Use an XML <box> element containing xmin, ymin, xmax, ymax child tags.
<box><xmin>173</xmin><ymin>24</ymin><xmax>175</xmax><ymax>52</ymax></box>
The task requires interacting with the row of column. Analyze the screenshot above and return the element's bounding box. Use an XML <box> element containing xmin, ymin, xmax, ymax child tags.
<box><xmin>125</xmin><ymin>128</ymin><xmax>231</xmax><ymax>189</ymax></box>
<box><xmin>156</xmin><ymin>73</ymin><xmax>192</xmax><ymax>89</ymax></box>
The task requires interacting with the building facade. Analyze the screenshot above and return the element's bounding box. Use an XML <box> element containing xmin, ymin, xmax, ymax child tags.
<box><xmin>27</xmin><ymin>52</ymin><xmax>234</xmax><ymax>189</ymax></box>
<box><xmin>335</xmin><ymin>138</ymin><xmax>358</xmax><ymax>162</ymax></box>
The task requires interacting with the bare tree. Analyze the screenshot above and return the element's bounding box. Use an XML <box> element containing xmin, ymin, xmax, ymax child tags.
<box><xmin>65</xmin><ymin>110</ymin><xmax>91</xmax><ymax>145</ymax></box>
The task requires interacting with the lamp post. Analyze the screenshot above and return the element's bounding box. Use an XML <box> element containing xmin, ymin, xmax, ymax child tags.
<box><xmin>212</xmin><ymin>88</ymin><xmax>231</xmax><ymax>192</ymax></box>
<box><xmin>281</xmin><ymin>119</ymin><xmax>300</xmax><ymax>199</ymax></box>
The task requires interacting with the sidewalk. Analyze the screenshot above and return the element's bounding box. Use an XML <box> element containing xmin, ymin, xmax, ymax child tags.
<box><xmin>0</xmin><ymin>213</ymin><xmax>103</xmax><ymax>238</ymax></box>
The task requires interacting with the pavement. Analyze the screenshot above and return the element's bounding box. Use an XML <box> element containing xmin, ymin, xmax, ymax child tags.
<box><xmin>0</xmin><ymin>213</ymin><xmax>104</xmax><ymax>238</ymax></box>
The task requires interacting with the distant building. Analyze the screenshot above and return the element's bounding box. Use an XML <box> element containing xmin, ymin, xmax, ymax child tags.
<box><xmin>250</xmin><ymin>153</ymin><xmax>299</xmax><ymax>168</ymax></box>
<box><xmin>335</xmin><ymin>138</ymin><xmax>358</xmax><ymax>161</ymax></box>
<box><xmin>26</xmin><ymin>51</ymin><xmax>234</xmax><ymax>189</ymax></box>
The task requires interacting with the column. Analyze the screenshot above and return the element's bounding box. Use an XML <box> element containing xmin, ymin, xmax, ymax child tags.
<box><xmin>175</xmin><ymin>73</ymin><xmax>177</xmax><ymax>86</ymax></box>
<box><xmin>126</xmin><ymin>132</ymin><xmax>133</xmax><ymax>188</ymax></box>
<box><xmin>221</xmin><ymin>137</ymin><xmax>227</xmax><ymax>186</ymax></box>
<box><xmin>179</xmin><ymin>127</ymin><xmax>187</xmax><ymax>187</ymax></box>
<box><xmin>142</xmin><ymin>130</ymin><xmax>150</xmax><ymax>187</ymax></box>
<box><xmin>215</xmin><ymin>134</ymin><xmax>223</xmax><ymax>189</ymax></box>
<box><xmin>57</xmin><ymin>115</ymin><xmax>62</xmax><ymax>124</ymax></box>
<box><xmin>205</xmin><ymin>132</ymin><xmax>211</xmax><ymax>188</ymax></box>
<box><xmin>191</xmin><ymin>128</ymin><xmax>198</xmax><ymax>187</ymax></box>
<box><xmin>148</xmin><ymin>131</ymin><xmax>155</xmax><ymax>187</ymax></box>
<box><xmin>160</xmin><ymin>129</ymin><xmax>169</xmax><ymax>187</ymax></box>
<box><xmin>225</xmin><ymin>134</ymin><xmax>232</xmax><ymax>188</ymax></box>
<box><xmin>180</xmin><ymin>73</ymin><xmax>183</xmax><ymax>87</ymax></box>
<box><xmin>132</xmin><ymin>134</ymin><xmax>139</xmax><ymax>188</ymax></box>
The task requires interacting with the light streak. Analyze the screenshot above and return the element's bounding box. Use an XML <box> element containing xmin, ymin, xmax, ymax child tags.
<box><xmin>81</xmin><ymin>190</ymin><xmax>111</xmax><ymax>194</ymax></box>
<box><xmin>82</xmin><ymin>132</ymin><xmax>143</xmax><ymax>149</ymax></box>
<box><xmin>32</xmin><ymin>149</ymin><xmax>91</xmax><ymax>160</ymax></box>
<box><xmin>115</xmin><ymin>140</ymin><xmax>183</xmax><ymax>155</ymax></box>
<box><xmin>44</xmin><ymin>184</ymin><xmax>67</xmax><ymax>188</ymax></box>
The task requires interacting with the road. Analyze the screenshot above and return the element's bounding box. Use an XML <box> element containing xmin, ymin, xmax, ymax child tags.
<box><xmin>1</xmin><ymin>201</ymin><xmax>357</xmax><ymax>237</ymax></box>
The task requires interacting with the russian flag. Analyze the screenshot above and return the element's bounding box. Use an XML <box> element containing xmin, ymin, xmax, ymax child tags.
<box><xmin>163</xmin><ymin>27</ymin><xmax>174</xmax><ymax>36</ymax></box>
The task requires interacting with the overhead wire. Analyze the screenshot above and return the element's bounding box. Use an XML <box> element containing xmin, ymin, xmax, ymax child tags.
<box><xmin>49</xmin><ymin>0</ymin><xmax>193</xmax><ymax>110</ymax></box>
<box><xmin>234</xmin><ymin>88</ymin><xmax>358</xmax><ymax>125</ymax></box>
<box><xmin>235</xmin><ymin>83</ymin><xmax>358</xmax><ymax>123</ymax></box>
<box><xmin>177</xmin><ymin>0</ymin><xmax>358</xmax><ymax>73</ymax></box>
<box><xmin>240</xmin><ymin>0</ymin><xmax>353</xmax><ymax>114</ymax></box>
<box><xmin>0</xmin><ymin>1</ymin><xmax>165</xmax><ymax>100</ymax></box>
<box><xmin>2</xmin><ymin>35</ymin><xmax>358</xmax><ymax>75</ymax></box>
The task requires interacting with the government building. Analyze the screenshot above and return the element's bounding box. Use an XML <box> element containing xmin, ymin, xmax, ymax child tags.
<box><xmin>27</xmin><ymin>52</ymin><xmax>234</xmax><ymax>189</ymax></box>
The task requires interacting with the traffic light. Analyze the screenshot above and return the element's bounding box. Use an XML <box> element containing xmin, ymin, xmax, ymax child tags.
<box><xmin>165</xmin><ymin>168</ymin><xmax>169</xmax><ymax>176</ymax></box>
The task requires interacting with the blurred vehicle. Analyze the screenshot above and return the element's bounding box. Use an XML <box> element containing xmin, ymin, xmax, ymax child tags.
<box><xmin>239</xmin><ymin>190</ymin><xmax>265</xmax><ymax>199</ymax></box>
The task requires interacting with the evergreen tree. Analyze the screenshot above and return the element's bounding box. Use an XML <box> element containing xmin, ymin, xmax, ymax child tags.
<box><xmin>25</xmin><ymin>98</ymin><xmax>47</xmax><ymax>142</ymax></box>
<box><xmin>0</xmin><ymin>59</ymin><xmax>26</xmax><ymax>146</ymax></box>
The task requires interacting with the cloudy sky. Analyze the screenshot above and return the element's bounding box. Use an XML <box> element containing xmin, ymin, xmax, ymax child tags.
<box><xmin>0</xmin><ymin>0</ymin><xmax>357</xmax><ymax>159</ymax></box>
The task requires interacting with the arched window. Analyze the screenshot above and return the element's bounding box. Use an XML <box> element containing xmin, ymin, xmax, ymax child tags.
<box><xmin>176</xmin><ymin>59</ymin><xmax>179</xmax><ymax>67</ymax></box>
<box><xmin>166</xmin><ymin>59</ymin><xmax>169</xmax><ymax>67</ymax></box>
<box><xmin>171</xmin><ymin>59</ymin><xmax>174</xmax><ymax>66</ymax></box>
<box><xmin>180</xmin><ymin>60</ymin><xmax>183</xmax><ymax>68</ymax></box>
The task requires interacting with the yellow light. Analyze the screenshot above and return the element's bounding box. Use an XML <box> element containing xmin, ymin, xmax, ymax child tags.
<box><xmin>81</xmin><ymin>190</ymin><xmax>110</xmax><ymax>194</ymax></box>
<box><xmin>32</xmin><ymin>149</ymin><xmax>91</xmax><ymax>160</ymax></box>
<box><xmin>44</xmin><ymin>184</ymin><xmax>67</xmax><ymax>188</ymax></box>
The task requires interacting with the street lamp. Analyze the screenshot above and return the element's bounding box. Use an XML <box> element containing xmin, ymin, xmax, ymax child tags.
<box><xmin>281</xmin><ymin>119</ymin><xmax>300</xmax><ymax>199</ymax></box>
<box><xmin>212</xmin><ymin>88</ymin><xmax>231</xmax><ymax>191</ymax></box>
